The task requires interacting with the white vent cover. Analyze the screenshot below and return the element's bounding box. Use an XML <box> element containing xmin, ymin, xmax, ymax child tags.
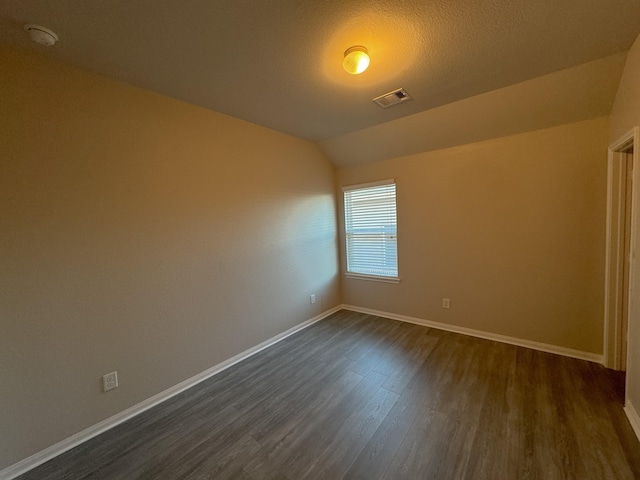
<box><xmin>373</xmin><ymin>88</ymin><xmax>412</xmax><ymax>108</ymax></box>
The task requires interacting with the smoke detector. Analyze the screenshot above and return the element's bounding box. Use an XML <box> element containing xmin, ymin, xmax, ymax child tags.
<box><xmin>373</xmin><ymin>88</ymin><xmax>412</xmax><ymax>108</ymax></box>
<box><xmin>24</xmin><ymin>24</ymin><xmax>59</xmax><ymax>46</ymax></box>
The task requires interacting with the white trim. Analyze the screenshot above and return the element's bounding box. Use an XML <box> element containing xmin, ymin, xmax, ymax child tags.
<box><xmin>604</xmin><ymin>127</ymin><xmax>639</xmax><ymax>369</ymax></box>
<box><xmin>603</xmin><ymin>144</ymin><xmax>616</xmax><ymax>368</ymax></box>
<box><xmin>610</xmin><ymin>128</ymin><xmax>638</xmax><ymax>153</ymax></box>
<box><xmin>342</xmin><ymin>304</ymin><xmax>604</xmax><ymax>364</ymax></box>
<box><xmin>341</xmin><ymin>178</ymin><xmax>394</xmax><ymax>191</ymax></box>
<box><xmin>624</xmin><ymin>399</ymin><xmax>640</xmax><ymax>442</ymax></box>
<box><xmin>0</xmin><ymin>306</ymin><xmax>341</xmax><ymax>480</ymax></box>
<box><xmin>345</xmin><ymin>273</ymin><xmax>401</xmax><ymax>284</ymax></box>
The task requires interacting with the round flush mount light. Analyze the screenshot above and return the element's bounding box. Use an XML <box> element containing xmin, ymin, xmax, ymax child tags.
<box><xmin>342</xmin><ymin>46</ymin><xmax>370</xmax><ymax>75</ymax></box>
<box><xmin>24</xmin><ymin>24</ymin><xmax>59</xmax><ymax>46</ymax></box>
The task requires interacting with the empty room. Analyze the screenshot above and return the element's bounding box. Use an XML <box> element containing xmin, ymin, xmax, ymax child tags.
<box><xmin>2</xmin><ymin>1</ymin><xmax>640</xmax><ymax>478</ymax></box>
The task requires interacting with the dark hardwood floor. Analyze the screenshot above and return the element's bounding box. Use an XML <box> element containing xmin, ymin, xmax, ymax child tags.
<box><xmin>19</xmin><ymin>310</ymin><xmax>640</xmax><ymax>479</ymax></box>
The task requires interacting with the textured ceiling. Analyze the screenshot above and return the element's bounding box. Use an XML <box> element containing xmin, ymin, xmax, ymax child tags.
<box><xmin>322</xmin><ymin>53</ymin><xmax>627</xmax><ymax>167</ymax></box>
<box><xmin>1</xmin><ymin>0</ymin><xmax>639</xmax><ymax>164</ymax></box>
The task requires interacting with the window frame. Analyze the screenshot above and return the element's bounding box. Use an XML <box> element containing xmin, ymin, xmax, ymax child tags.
<box><xmin>342</xmin><ymin>179</ymin><xmax>400</xmax><ymax>284</ymax></box>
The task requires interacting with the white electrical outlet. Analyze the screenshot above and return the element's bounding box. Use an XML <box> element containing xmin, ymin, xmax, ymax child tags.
<box><xmin>310</xmin><ymin>294</ymin><xmax>316</xmax><ymax>304</ymax></box>
<box><xmin>442</xmin><ymin>298</ymin><xmax>451</xmax><ymax>309</ymax></box>
<box><xmin>102</xmin><ymin>371</ymin><xmax>118</xmax><ymax>392</ymax></box>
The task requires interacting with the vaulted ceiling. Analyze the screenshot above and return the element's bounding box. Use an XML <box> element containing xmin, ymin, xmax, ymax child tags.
<box><xmin>1</xmin><ymin>1</ymin><xmax>639</xmax><ymax>166</ymax></box>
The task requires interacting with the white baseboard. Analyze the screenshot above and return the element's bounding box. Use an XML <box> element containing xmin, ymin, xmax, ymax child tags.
<box><xmin>1</xmin><ymin>304</ymin><xmax>607</xmax><ymax>479</ymax></box>
<box><xmin>341</xmin><ymin>304</ymin><xmax>604</xmax><ymax>364</ymax></box>
<box><xmin>0</xmin><ymin>306</ymin><xmax>341</xmax><ymax>480</ymax></box>
<box><xmin>624</xmin><ymin>400</ymin><xmax>640</xmax><ymax>442</ymax></box>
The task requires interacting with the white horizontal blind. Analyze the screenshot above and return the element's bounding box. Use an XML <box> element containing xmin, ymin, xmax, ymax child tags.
<box><xmin>344</xmin><ymin>181</ymin><xmax>398</xmax><ymax>278</ymax></box>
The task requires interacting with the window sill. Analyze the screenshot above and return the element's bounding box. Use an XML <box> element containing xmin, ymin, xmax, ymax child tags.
<box><xmin>345</xmin><ymin>272</ymin><xmax>401</xmax><ymax>284</ymax></box>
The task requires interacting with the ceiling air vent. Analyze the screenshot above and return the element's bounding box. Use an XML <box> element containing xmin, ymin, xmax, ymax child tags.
<box><xmin>373</xmin><ymin>88</ymin><xmax>412</xmax><ymax>108</ymax></box>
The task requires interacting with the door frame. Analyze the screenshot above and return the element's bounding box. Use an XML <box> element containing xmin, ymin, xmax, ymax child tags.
<box><xmin>604</xmin><ymin>127</ymin><xmax>639</xmax><ymax>370</ymax></box>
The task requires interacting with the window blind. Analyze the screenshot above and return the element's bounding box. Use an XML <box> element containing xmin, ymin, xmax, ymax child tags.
<box><xmin>343</xmin><ymin>181</ymin><xmax>398</xmax><ymax>278</ymax></box>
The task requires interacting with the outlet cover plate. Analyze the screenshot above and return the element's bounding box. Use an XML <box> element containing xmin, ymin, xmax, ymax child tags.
<box><xmin>102</xmin><ymin>371</ymin><xmax>118</xmax><ymax>392</ymax></box>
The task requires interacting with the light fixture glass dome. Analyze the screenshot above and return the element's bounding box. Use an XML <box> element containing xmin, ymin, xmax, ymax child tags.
<box><xmin>343</xmin><ymin>46</ymin><xmax>370</xmax><ymax>75</ymax></box>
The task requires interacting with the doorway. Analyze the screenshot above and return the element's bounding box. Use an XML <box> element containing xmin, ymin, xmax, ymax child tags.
<box><xmin>605</xmin><ymin>128</ymin><xmax>639</xmax><ymax>371</ymax></box>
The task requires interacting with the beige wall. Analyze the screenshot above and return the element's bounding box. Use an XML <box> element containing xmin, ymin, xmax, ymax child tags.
<box><xmin>610</xmin><ymin>36</ymin><xmax>640</xmax><ymax>143</ymax></box>
<box><xmin>0</xmin><ymin>45</ymin><xmax>340</xmax><ymax>469</ymax></box>
<box><xmin>337</xmin><ymin>117</ymin><xmax>609</xmax><ymax>354</ymax></box>
<box><xmin>609</xmin><ymin>34</ymin><xmax>640</xmax><ymax>421</ymax></box>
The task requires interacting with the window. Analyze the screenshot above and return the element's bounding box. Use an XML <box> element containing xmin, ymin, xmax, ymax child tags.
<box><xmin>343</xmin><ymin>180</ymin><xmax>399</xmax><ymax>282</ymax></box>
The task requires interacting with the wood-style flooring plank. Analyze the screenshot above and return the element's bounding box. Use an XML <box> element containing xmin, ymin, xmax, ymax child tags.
<box><xmin>345</xmin><ymin>387</ymin><xmax>432</xmax><ymax>480</ymax></box>
<box><xmin>300</xmin><ymin>385</ymin><xmax>399</xmax><ymax>480</ymax></box>
<box><xmin>243</xmin><ymin>370</ymin><xmax>390</xmax><ymax>480</ymax></box>
<box><xmin>17</xmin><ymin>310</ymin><xmax>640</xmax><ymax>480</ymax></box>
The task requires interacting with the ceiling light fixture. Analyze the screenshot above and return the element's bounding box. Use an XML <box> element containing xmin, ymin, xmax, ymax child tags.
<box><xmin>343</xmin><ymin>46</ymin><xmax>370</xmax><ymax>75</ymax></box>
<box><xmin>24</xmin><ymin>24</ymin><xmax>59</xmax><ymax>46</ymax></box>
